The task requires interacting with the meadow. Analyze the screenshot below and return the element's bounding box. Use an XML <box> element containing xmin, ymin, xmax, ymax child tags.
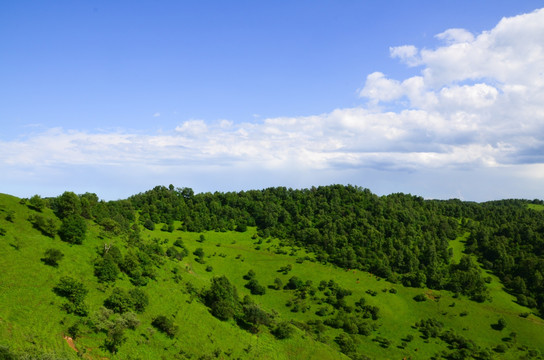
<box><xmin>1</xmin><ymin>192</ymin><xmax>543</xmax><ymax>359</ymax></box>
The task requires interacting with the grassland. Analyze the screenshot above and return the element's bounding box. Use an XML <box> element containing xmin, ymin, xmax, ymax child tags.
<box><xmin>1</xmin><ymin>193</ymin><xmax>543</xmax><ymax>359</ymax></box>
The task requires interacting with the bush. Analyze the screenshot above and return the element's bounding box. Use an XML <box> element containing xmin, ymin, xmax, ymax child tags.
<box><xmin>29</xmin><ymin>214</ymin><xmax>57</xmax><ymax>237</ymax></box>
<box><xmin>284</xmin><ymin>276</ymin><xmax>304</xmax><ymax>290</ymax></box>
<box><xmin>104</xmin><ymin>288</ymin><xmax>133</xmax><ymax>314</ymax></box>
<box><xmin>54</xmin><ymin>277</ymin><xmax>89</xmax><ymax>316</ymax></box>
<box><xmin>94</xmin><ymin>257</ymin><xmax>120</xmax><ymax>283</ymax></box>
<box><xmin>243</xmin><ymin>269</ymin><xmax>256</xmax><ymax>280</ymax></box>
<box><xmin>59</xmin><ymin>214</ymin><xmax>87</xmax><ymax>244</ymax></box>
<box><xmin>129</xmin><ymin>288</ymin><xmax>149</xmax><ymax>313</ymax></box>
<box><xmin>152</xmin><ymin>315</ymin><xmax>178</xmax><ymax>338</ymax></box>
<box><xmin>143</xmin><ymin>219</ymin><xmax>155</xmax><ymax>230</ymax></box>
<box><xmin>413</xmin><ymin>294</ymin><xmax>427</xmax><ymax>302</ymax></box>
<box><xmin>272</xmin><ymin>321</ymin><xmax>294</xmax><ymax>339</ymax></box>
<box><xmin>204</xmin><ymin>276</ymin><xmax>241</xmax><ymax>321</ymax></box>
<box><xmin>245</xmin><ymin>279</ymin><xmax>266</xmax><ymax>295</ymax></box>
<box><xmin>336</xmin><ymin>333</ymin><xmax>356</xmax><ymax>354</ymax></box>
<box><xmin>54</xmin><ymin>277</ymin><xmax>88</xmax><ymax>304</ymax></box>
<box><xmin>42</xmin><ymin>248</ymin><xmax>64</xmax><ymax>267</ymax></box>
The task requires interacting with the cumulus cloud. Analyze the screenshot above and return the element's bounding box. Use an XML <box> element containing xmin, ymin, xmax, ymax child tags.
<box><xmin>390</xmin><ymin>45</ymin><xmax>420</xmax><ymax>66</ymax></box>
<box><xmin>435</xmin><ymin>28</ymin><xmax>475</xmax><ymax>44</ymax></box>
<box><xmin>1</xmin><ymin>8</ymin><xmax>544</xmax><ymax>200</ymax></box>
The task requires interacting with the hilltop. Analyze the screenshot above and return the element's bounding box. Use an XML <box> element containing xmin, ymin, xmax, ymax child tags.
<box><xmin>0</xmin><ymin>185</ymin><xmax>543</xmax><ymax>359</ymax></box>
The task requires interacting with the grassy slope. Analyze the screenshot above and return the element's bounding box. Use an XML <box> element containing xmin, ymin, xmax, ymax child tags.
<box><xmin>1</xmin><ymin>193</ymin><xmax>543</xmax><ymax>359</ymax></box>
<box><xmin>527</xmin><ymin>204</ymin><xmax>544</xmax><ymax>211</ymax></box>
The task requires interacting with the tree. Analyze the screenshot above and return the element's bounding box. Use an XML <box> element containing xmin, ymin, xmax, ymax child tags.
<box><xmin>104</xmin><ymin>322</ymin><xmax>127</xmax><ymax>353</ymax></box>
<box><xmin>243</xmin><ymin>269</ymin><xmax>256</xmax><ymax>280</ymax></box>
<box><xmin>28</xmin><ymin>194</ymin><xmax>45</xmax><ymax>211</ymax></box>
<box><xmin>493</xmin><ymin>318</ymin><xmax>507</xmax><ymax>331</ymax></box>
<box><xmin>104</xmin><ymin>288</ymin><xmax>133</xmax><ymax>314</ymax></box>
<box><xmin>59</xmin><ymin>214</ymin><xmax>87</xmax><ymax>244</ymax></box>
<box><xmin>129</xmin><ymin>288</ymin><xmax>149</xmax><ymax>313</ymax></box>
<box><xmin>29</xmin><ymin>214</ymin><xmax>57</xmax><ymax>238</ymax></box>
<box><xmin>143</xmin><ymin>218</ymin><xmax>155</xmax><ymax>231</ymax></box>
<box><xmin>245</xmin><ymin>279</ymin><xmax>266</xmax><ymax>295</ymax></box>
<box><xmin>204</xmin><ymin>276</ymin><xmax>240</xmax><ymax>321</ymax></box>
<box><xmin>272</xmin><ymin>277</ymin><xmax>283</xmax><ymax>290</ymax></box>
<box><xmin>152</xmin><ymin>315</ymin><xmax>178</xmax><ymax>338</ymax></box>
<box><xmin>42</xmin><ymin>248</ymin><xmax>64</xmax><ymax>267</ymax></box>
<box><xmin>336</xmin><ymin>333</ymin><xmax>356</xmax><ymax>354</ymax></box>
<box><xmin>54</xmin><ymin>276</ymin><xmax>88</xmax><ymax>316</ymax></box>
<box><xmin>272</xmin><ymin>321</ymin><xmax>294</xmax><ymax>339</ymax></box>
<box><xmin>54</xmin><ymin>191</ymin><xmax>81</xmax><ymax>218</ymax></box>
<box><xmin>94</xmin><ymin>256</ymin><xmax>120</xmax><ymax>283</ymax></box>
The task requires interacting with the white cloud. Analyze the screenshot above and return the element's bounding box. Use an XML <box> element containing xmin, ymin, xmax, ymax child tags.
<box><xmin>153</xmin><ymin>112</ymin><xmax>161</xmax><ymax>117</ymax></box>
<box><xmin>1</xmin><ymin>8</ymin><xmax>544</xmax><ymax>201</ymax></box>
<box><xmin>174</xmin><ymin>120</ymin><xmax>208</xmax><ymax>136</ymax></box>
<box><xmin>389</xmin><ymin>45</ymin><xmax>420</xmax><ymax>66</ymax></box>
<box><xmin>359</xmin><ymin>72</ymin><xmax>404</xmax><ymax>103</ymax></box>
<box><xmin>435</xmin><ymin>28</ymin><xmax>475</xmax><ymax>44</ymax></box>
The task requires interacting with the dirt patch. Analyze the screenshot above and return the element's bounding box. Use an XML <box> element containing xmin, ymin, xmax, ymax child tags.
<box><xmin>425</xmin><ymin>290</ymin><xmax>438</xmax><ymax>301</ymax></box>
<box><xmin>63</xmin><ymin>335</ymin><xmax>78</xmax><ymax>352</ymax></box>
<box><xmin>184</xmin><ymin>263</ymin><xmax>195</xmax><ymax>274</ymax></box>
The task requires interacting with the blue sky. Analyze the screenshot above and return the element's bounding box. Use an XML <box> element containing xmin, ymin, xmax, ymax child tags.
<box><xmin>1</xmin><ymin>1</ymin><xmax>544</xmax><ymax>201</ymax></box>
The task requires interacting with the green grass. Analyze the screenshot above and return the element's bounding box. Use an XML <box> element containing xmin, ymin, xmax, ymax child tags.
<box><xmin>527</xmin><ymin>203</ymin><xmax>544</xmax><ymax>211</ymax></box>
<box><xmin>1</xmin><ymin>193</ymin><xmax>544</xmax><ymax>359</ymax></box>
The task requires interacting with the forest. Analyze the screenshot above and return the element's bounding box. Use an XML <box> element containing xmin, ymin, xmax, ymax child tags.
<box><xmin>1</xmin><ymin>184</ymin><xmax>543</xmax><ymax>359</ymax></box>
<box><xmin>127</xmin><ymin>185</ymin><xmax>544</xmax><ymax>313</ymax></box>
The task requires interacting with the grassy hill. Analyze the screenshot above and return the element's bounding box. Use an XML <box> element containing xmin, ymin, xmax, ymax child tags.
<box><xmin>1</xmin><ymin>192</ymin><xmax>543</xmax><ymax>359</ymax></box>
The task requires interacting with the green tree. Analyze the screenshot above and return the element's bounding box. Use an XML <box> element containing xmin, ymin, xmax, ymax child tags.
<box><xmin>104</xmin><ymin>321</ymin><xmax>127</xmax><ymax>353</ymax></box>
<box><xmin>28</xmin><ymin>194</ymin><xmax>45</xmax><ymax>211</ymax></box>
<box><xmin>129</xmin><ymin>288</ymin><xmax>149</xmax><ymax>313</ymax></box>
<box><xmin>29</xmin><ymin>214</ymin><xmax>57</xmax><ymax>238</ymax></box>
<box><xmin>55</xmin><ymin>191</ymin><xmax>81</xmax><ymax>218</ymax></box>
<box><xmin>272</xmin><ymin>321</ymin><xmax>294</xmax><ymax>339</ymax></box>
<box><xmin>245</xmin><ymin>279</ymin><xmax>266</xmax><ymax>295</ymax></box>
<box><xmin>42</xmin><ymin>248</ymin><xmax>64</xmax><ymax>267</ymax></box>
<box><xmin>104</xmin><ymin>288</ymin><xmax>133</xmax><ymax>314</ymax></box>
<box><xmin>54</xmin><ymin>276</ymin><xmax>89</xmax><ymax>316</ymax></box>
<box><xmin>94</xmin><ymin>256</ymin><xmax>120</xmax><ymax>283</ymax></box>
<box><xmin>152</xmin><ymin>315</ymin><xmax>178</xmax><ymax>338</ymax></box>
<box><xmin>59</xmin><ymin>214</ymin><xmax>87</xmax><ymax>244</ymax></box>
<box><xmin>336</xmin><ymin>333</ymin><xmax>356</xmax><ymax>354</ymax></box>
<box><xmin>204</xmin><ymin>276</ymin><xmax>240</xmax><ymax>321</ymax></box>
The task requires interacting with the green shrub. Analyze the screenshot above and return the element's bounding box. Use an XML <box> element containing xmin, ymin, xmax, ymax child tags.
<box><xmin>42</xmin><ymin>248</ymin><xmax>64</xmax><ymax>267</ymax></box>
<box><xmin>272</xmin><ymin>321</ymin><xmax>293</xmax><ymax>339</ymax></box>
<box><xmin>152</xmin><ymin>315</ymin><xmax>178</xmax><ymax>338</ymax></box>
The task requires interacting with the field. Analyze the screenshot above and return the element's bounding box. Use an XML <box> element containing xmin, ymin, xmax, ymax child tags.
<box><xmin>1</xmin><ymin>193</ymin><xmax>543</xmax><ymax>359</ymax></box>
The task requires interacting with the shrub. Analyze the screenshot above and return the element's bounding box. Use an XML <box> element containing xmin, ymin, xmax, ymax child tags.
<box><xmin>42</xmin><ymin>248</ymin><xmax>64</xmax><ymax>267</ymax></box>
<box><xmin>59</xmin><ymin>214</ymin><xmax>87</xmax><ymax>244</ymax></box>
<box><xmin>94</xmin><ymin>257</ymin><xmax>120</xmax><ymax>283</ymax></box>
<box><xmin>243</xmin><ymin>269</ymin><xmax>256</xmax><ymax>280</ymax></box>
<box><xmin>152</xmin><ymin>315</ymin><xmax>178</xmax><ymax>338</ymax></box>
<box><xmin>104</xmin><ymin>288</ymin><xmax>133</xmax><ymax>314</ymax></box>
<box><xmin>413</xmin><ymin>294</ymin><xmax>427</xmax><ymax>302</ymax></box>
<box><xmin>54</xmin><ymin>277</ymin><xmax>89</xmax><ymax>316</ymax></box>
<box><xmin>204</xmin><ymin>276</ymin><xmax>241</xmax><ymax>321</ymax></box>
<box><xmin>336</xmin><ymin>333</ymin><xmax>356</xmax><ymax>354</ymax></box>
<box><xmin>245</xmin><ymin>279</ymin><xmax>266</xmax><ymax>295</ymax></box>
<box><xmin>129</xmin><ymin>288</ymin><xmax>149</xmax><ymax>313</ymax></box>
<box><xmin>272</xmin><ymin>321</ymin><xmax>294</xmax><ymax>339</ymax></box>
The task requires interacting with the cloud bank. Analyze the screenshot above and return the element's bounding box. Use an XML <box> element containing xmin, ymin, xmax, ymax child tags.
<box><xmin>2</xmin><ymin>8</ymin><xmax>544</xmax><ymax>200</ymax></box>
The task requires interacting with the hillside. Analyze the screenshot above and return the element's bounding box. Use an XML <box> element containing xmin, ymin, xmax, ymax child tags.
<box><xmin>1</xmin><ymin>186</ymin><xmax>543</xmax><ymax>359</ymax></box>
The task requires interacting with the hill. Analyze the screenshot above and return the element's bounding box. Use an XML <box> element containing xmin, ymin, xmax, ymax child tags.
<box><xmin>0</xmin><ymin>186</ymin><xmax>543</xmax><ymax>359</ymax></box>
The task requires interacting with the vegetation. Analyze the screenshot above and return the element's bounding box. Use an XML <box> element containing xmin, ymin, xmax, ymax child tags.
<box><xmin>0</xmin><ymin>186</ymin><xmax>544</xmax><ymax>359</ymax></box>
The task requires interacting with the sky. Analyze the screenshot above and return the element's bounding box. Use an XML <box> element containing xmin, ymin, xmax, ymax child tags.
<box><xmin>1</xmin><ymin>1</ymin><xmax>544</xmax><ymax>201</ymax></box>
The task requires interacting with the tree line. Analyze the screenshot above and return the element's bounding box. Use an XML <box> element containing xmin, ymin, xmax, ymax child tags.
<box><xmin>34</xmin><ymin>184</ymin><xmax>544</xmax><ymax>316</ymax></box>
